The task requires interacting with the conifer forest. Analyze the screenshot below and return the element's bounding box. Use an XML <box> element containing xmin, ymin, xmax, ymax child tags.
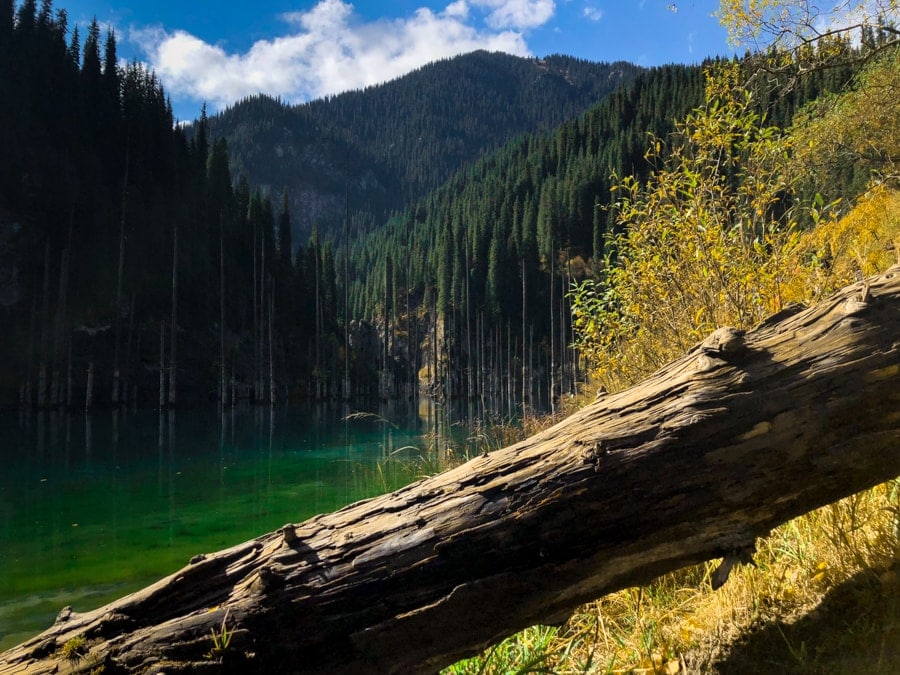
<box><xmin>0</xmin><ymin>0</ymin><xmax>875</xmax><ymax>416</ymax></box>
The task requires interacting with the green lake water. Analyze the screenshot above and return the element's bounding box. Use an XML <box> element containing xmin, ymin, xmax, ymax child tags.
<box><xmin>0</xmin><ymin>404</ymin><xmax>444</xmax><ymax>650</ymax></box>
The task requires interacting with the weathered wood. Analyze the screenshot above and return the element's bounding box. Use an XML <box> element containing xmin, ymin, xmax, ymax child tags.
<box><xmin>3</xmin><ymin>266</ymin><xmax>900</xmax><ymax>675</ymax></box>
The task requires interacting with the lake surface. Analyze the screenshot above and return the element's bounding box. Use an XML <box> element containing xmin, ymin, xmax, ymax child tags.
<box><xmin>0</xmin><ymin>403</ymin><xmax>458</xmax><ymax>650</ymax></box>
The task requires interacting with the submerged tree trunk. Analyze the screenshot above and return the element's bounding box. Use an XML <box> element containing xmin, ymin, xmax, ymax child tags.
<box><xmin>111</xmin><ymin>199</ymin><xmax>126</xmax><ymax>407</ymax></box>
<box><xmin>253</xmin><ymin>221</ymin><xmax>260</xmax><ymax>401</ymax></box>
<box><xmin>84</xmin><ymin>360</ymin><xmax>93</xmax><ymax>413</ymax></box>
<box><xmin>268</xmin><ymin>288</ymin><xmax>275</xmax><ymax>407</ymax></box>
<box><xmin>65</xmin><ymin>339</ymin><xmax>73</xmax><ymax>410</ymax></box>
<box><xmin>121</xmin><ymin>295</ymin><xmax>136</xmax><ymax>407</ymax></box>
<box><xmin>22</xmin><ymin>281</ymin><xmax>39</xmax><ymax>409</ymax></box>
<box><xmin>312</xmin><ymin>229</ymin><xmax>323</xmax><ymax>400</ymax></box>
<box><xmin>3</xmin><ymin>267</ymin><xmax>900</xmax><ymax>675</ymax></box>
<box><xmin>158</xmin><ymin>320</ymin><xmax>166</xmax><ymax>411</ymax></box>
<box><xmin>37</xmin><ymin>239</ymin><xmax>51</xmax><ymax>409</ymax></box>
<box><xmin>343</xmin><ymin>177</ymin><xmax>351</xmax><ymax>401</ymax></box>
<box><xmin>168</xmin><ymin>225</ymin><xmax>178</xmax><ymax>409</ymax></box>
<box><xmin>522</xmin><ymin>257</ymin><xmax>527</xmax><ymax>413</ymax></box>
<box><xmin>549</xmin><ymin>249</ymin><xmax>556</xmax><ymax>414</ymax></box>
<box><xmin>51</xmin><ymin>243</ymin><xmax>69</xmax><ymax>409</ymax></box>
<box><xmin>259</xmin><ymin>226</ymin><xmax>266</xmax><ymax>402</ymax></box>
<box><xmin>382</xmin><ymin>255</ymin><xmax>391</xmax><ymax>399</ymax></box>
<box><xmin>220</xmin><ymin>214</ymin><xmax>227</xmax><ymax>406</ymax></box>
<box><xmin>112</xmin><ymin>152</ymin><xmax>130</xmax><ymax>408</ymax></box>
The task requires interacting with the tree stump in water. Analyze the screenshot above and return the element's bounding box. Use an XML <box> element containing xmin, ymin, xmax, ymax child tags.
<box><xmin>2</xmin><ymin>266</ymin><xmax>899</xmax><ymax>674</ymax></box>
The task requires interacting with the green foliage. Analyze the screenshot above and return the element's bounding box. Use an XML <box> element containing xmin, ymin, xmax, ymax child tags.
<box><xmin>571</xmin><ymin>50</ymin><xmax>900</xmax><ymax>391</ymax></box>
<box><xmin>446</xmin><ymin>625</ymin><xmax>560</xmax><ymax>675</ymax></box>
<box><xmin>60</xmin><ymin>635</ymin><xmax>87</xmax><ymax>661</ymax></box>
<box><xmin>348</xmin><ymin>63</ymin><xmax>709</xmax><ymax>401</ymax></box>
<box><xmin>346</xmin><ymin>51</ymin><xmax>862</xmax><ymax>403</ymax></box>
<box><xmin>205</xmin><ymin>611</ymin><xmax>232</xmax><ymax>660</ymax></box>
<box><xmin>0</xmin><ymin>0</ymin><xmax>345</xmax><ymax>405</ymax></box>
<box><xmin>210</xmin><ymin>52</ymin><xmax>644</xmax><ymax>240</ymax></box>
<box><xmin>791</xmin><ymin>46</ymin><xmax>900</xmax><ymax>199</ymax></box>
<box><xmin>0</xmin><ymin>1</ymin><xmax>878</xmax><ymax>406</ymax></box>
<box><xmin>571</xmin><ymin>63</ymin><xmax>805</xmax><ymax>387</ymax></box>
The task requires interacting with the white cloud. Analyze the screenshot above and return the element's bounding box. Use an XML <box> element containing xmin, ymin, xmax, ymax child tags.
<box><xmin>583</xmin><ymin>5</ymin><xmax>603</xmax><ymax>22</ymax></box>
<box><xmin>444</xmin><ymin>0</ymin><xmax>470</xmax><ymax>19</ymax></box>
<box><xmin>471</xmin><ymin>0</ymin><xmax>556</xmax><ymax>30</ymax></box>
<box><xmin>130</xmin><ymin>0</ymin><xmax>550</xmax><ymax>115</ymax></box>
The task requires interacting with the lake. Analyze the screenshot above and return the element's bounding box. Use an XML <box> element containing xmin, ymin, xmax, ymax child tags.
<box><xmin>0</xmin><ymin>402</ymin><xmax>462</xmax><ymax>650</ymax></box>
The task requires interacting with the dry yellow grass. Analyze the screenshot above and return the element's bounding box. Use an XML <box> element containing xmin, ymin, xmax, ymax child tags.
<box><xmin>445</xmin><ymin>188</ymin><xmax>900</xmax><ymax>674</ymax></box>
<box><xmin>445</xmin><ymin>480</ymin><xmax>899</xmax><ymax>674</ymax></box>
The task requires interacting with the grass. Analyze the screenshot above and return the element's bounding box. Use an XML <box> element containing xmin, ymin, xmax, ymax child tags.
<box><xmin>344</xmin><ymin>385</ymin><xmax>899</xmax><ymax>674</ymax></box>
<box><xmin>205</xmin><ymin>610</ymin><xmax>232</xmax><ymax>660</ymax></box>
<box><xmin>342</xmin><ymin>405</ymin><xmax>898</xmax><ymax>672</ymax></box>
<box><xmin>349</xmin><ymin>397</ymin><xmax>898</xmax><ymax>673</ymax></box>
<box><xmin>448</xmin><ymin>186</ymin><xmax>900</xmax><ymax>673</ymax></box>
<box><xmin>347</xmin><ymin>409</ymin><xmax>569</xmax><ymax>496</ymax></box>
<box><xmin>60</xmin><ymin>634</ymin><xmax>87</xmax><ymax>661</ymax></box>
<box><xmin>443</xmin><ymin>478</ymin><xmax>899</xmax><ymax>674</ymax></box>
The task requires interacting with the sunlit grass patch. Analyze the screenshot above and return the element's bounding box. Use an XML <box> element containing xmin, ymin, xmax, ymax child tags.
<box><xmin>444</xmin><ymin>479</ymin><xmax>899</xmax><ymax>673</ymax></box>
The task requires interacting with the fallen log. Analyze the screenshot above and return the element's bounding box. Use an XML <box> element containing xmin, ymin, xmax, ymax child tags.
<box><xmin>2</xmin><ymin>266</ymin><xmax>899</xmax><ymax>675</ymax></box>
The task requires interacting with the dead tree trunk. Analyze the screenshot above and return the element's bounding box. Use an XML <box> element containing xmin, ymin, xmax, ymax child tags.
<box><xmin>168</xmin><ymin>225</ymin><xmax>178</xmax><ymax>409</ymax></box>
<box><xmin>3</xmin><ymin>267</ymin><xmax>900</xmax><ymax>675</ymax></box>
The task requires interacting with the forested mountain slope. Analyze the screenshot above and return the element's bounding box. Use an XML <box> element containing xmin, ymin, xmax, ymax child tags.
<box><xmin>0</xmin><ymin>0</ymin><xmax>343</xmax><ymax>407</ymax></box>
<box><xmin>345</xmin><ymin>55</ymin><xmax>861</xmax><ymax>409</ymax></box>
<box><xmin>343</xmin><ymin>64</ymin><xmax>706</xmax><ymax>409</ymax></box>
<box><xmin>0</xmin><ymin>0</ymin><xmax>866</xmax><ymax>411</ymax></box>
<box><xmin>1</xmin><ymin>1</ymin><xmax>643</xmax><ymax>409</ymax></box>
<box><xmin>207</xmin><ymin>51</ymin><xmax>643</xmax><ymax>239</ymax></box>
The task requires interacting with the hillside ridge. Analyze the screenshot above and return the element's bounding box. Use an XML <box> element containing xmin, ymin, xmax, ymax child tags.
<box><xmin>208</xmin><ymin>50</ymin><xmax>644</xmax><ymax>239</ymax></box>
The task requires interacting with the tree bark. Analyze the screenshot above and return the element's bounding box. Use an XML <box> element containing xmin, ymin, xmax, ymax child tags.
<box><xmin>3</xmin><ymin>267</ymin><xmax>900</xmax><ymax>675</ymax></box>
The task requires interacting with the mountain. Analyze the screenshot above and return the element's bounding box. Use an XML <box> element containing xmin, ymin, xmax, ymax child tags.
<box><xmin>1</xmin><ymin>0</ymin><xmax>865</xmax><ymax>410</ymax></box>
<box><xmin>342</xmin><ymin>52</ymin><xmax>865</xmax><ymax>408</ymax></box>
<box><xmin>342</xmin><ymin>63</ymin><xmax>708</xmax><ymax>407</ymax></box>
<box><xmin>207</xmin><ymin>51</ymin><xmax>644</xmax><ymax>240</ymax></box>
<box><xmin>2</xmin><ymin>2</ymin><xmax>646</xmax><ymax>409</ymax></box>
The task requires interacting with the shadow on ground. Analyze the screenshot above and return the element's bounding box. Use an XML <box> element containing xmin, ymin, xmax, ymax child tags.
<box><xmin>704</xmin><ymin>565</ymin><xmax>899</xmax><ymax>674</ymax></box>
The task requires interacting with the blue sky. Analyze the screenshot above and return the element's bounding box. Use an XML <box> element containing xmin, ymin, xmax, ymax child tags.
<box><xmin>51</xmin><ymin>1</ymin><xmax>737</xmax><ymax>122</ymax></box>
